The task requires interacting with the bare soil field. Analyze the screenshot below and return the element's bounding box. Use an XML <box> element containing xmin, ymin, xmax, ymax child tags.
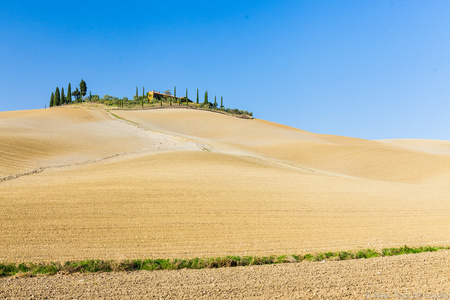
<box><xmin>377</xmin><ymin>139</ymin><xmax>450</xmax><ymax>156</ymax></box>
<box><xmin>1</xmin><ymin>105</ymin><xmax>449</xmax><ymax>297</ymax></box>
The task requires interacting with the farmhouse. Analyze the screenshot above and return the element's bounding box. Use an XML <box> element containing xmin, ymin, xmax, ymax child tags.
<box><xmin>147</xmin><ymin>90</ymin><xmax>186</xmax><ymax>102</ymax></box>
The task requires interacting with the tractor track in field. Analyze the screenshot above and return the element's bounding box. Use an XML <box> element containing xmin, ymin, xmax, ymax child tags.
<box><xmin>1</xmin><ymin>107</ymin><xmax>371</xmax><ymax>184</ymax></box>
<box><xmin>0</xmin><ymin>109</ymin><xmax>208</xmax><ymax>184</ymax></box>
<box><xmin>0</xmin><ymin>151</ymin><xmax>133</xmax><ymax>183</ymax></box>
<box><xmin>108</xmin><ymin>109</ymin><xmax>360</xmax><ymax>180</ymax></box>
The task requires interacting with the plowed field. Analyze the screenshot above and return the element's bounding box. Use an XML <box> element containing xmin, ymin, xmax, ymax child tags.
<box><xmin>1</xmin><ymin>105</ymin><xmax>449</xmax><ymax>298</ymax></box>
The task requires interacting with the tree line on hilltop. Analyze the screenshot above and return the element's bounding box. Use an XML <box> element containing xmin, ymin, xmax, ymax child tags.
<box><xmin>48</xmin><ymin>82</ymin><xmax>252</xmax><ymax>117</ymax></box>
<box><xmin>49</xmin><ymin>79</ymin><xmax>87</xmax><ymax>107</ymax></box>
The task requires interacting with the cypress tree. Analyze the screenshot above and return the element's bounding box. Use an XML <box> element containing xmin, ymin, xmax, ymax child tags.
<box><xmin>170</xmin><ymin>96</ymin><xmax>172</xmax><ymax>106</ymax></box>
<box><xmin>55</xmin><ymin>87</ymin><xmax>61</xmax><ymax>106</ymax></box>
<box><xmin>61</xmin><ymin>87</ymin><xmax>66</xmax><ymax>104</ymax></box>
<box><xmin>196</xmin><ymin>89</ymin><xmax>199</xmax><ymax>104</ymax></box>
<box><xmin>67</xmin><ymin>83</ymin><xmax>72</xmax><ymax>103</ymax></box>
<box><xmin>221</xmin><ymin>96</ymin><xmax>224</xmax><ymax>108</ymax></box>
<box><xmin>50</xmin><ymin>92</ymin><xmax>54</xmax><ymax>107</ymax></box>
<box><xmin>89</xmin><ymin>91</ymin><xmax>92</xmax><ymax>101</ymax></box>
<box><xmin>186</xmin><ymin>88</ymin><xmax>188</xmax><ymax>106</ymax></box>
<box><xmin>214</xmin><ymin>95</ymin><xmax>217</xmax><ymax>108</ymax></box>
<box><xmin>136</xmin><ymin>86</ymin><xmax>138</xmax><ymax>98</ymax></box>
<box><xmin>79</xmin><ymin>79</ymin><xmax>87</xmax><ymax>99</ymax></box>
<box><xmin>204</xmin><ymin>90</ymin><xmax>208</xmax><ymax>105</ymax></box>
<box><xmin>178</xmin><ymin>96</ymin><xmax>180</xmax><ymax>106</ymax></box>
<box><xmin>174</xmin><ymin>86</ymin><xmax>176</xmax><ymax>97</ymax></box>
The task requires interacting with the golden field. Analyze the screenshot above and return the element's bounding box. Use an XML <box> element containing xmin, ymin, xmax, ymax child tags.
<box><xmin>1</xmin><ymin>105</ymin><xmax>449</xmax><ymax>263</ymax></box>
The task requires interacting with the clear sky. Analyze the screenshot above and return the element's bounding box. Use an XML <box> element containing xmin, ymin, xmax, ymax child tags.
<box><xmin>1</xmin><ymin>0</ymin><xmax>449</xmax><ymax>140</ymax></box>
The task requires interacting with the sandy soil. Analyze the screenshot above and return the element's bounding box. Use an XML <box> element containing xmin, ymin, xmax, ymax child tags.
<box><xmin>377</xmin><ymin>139</ymin><xmax>450</xmax><ymax>156</ymax></box>
<box><xmin>1</xmin><ymin>149</ymin><xmax>449</xmax><ymax>262</ymax></box>
<box><xmin>1</xmin><ymin>105</ymin><xmax>449</xmax><ymax>296</ymax></box>
<box><xmin>1</xmin><ymin>250</ymin><xmax>449</xmax><ymax>299</ymax></box>
<box><xmin>114</xmin><ymin>109</ymin><xmax>450</xmax><ymax>183</ymax></box>
<box><xmin>0</xmin><ymin>107</ymin><xmax>200</xmax><ymax>178</ymax></box>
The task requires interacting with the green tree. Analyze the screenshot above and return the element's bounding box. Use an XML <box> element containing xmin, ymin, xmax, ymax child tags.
<box><xmin>50</xmin><ymin>92</ymin><xmax>54</xmax><ymax>107</ymax></box>
<box><xmin>61</xmin><ymin>87</ymin><xmax>66</xmax><ymax>104</ymax></box>
<box><xmin>204</xmin><ymin>90</ymin><xmax>208</xmax><ymax>105</ymax></box>
<box><xmin>186</xmin><ymin>88</ymin><xmax>188</xmax><ymax>106</ymax></box>
<box><xmin>72</xmin><ymin>88</ymin><xmax>81</xmax><ymax>102</ymax></box>
<box><xmin>163</xmin><ymin>89</ymin><xmax>171</xmax><ymax>95</ymax></box>
<box><xmin>221</xmin><ymin>96</ymin><xmax>224</xmax><ymax>108</ymax></box>
<box><xmin>174</xmin><ymin>86</ymin><xmax>176</xmax><ymax>97</ymax></box>
<box><xmin>89</xmin><ymin>91</ymin><xmax>92</xmax><ymax>101</ymax></box>
<box><xmin>55</xmin><ymin>87</ymin><xmax>61</xmax><ymax>106</ymax></box>
<box><xmin>196</xmin><ymin>89</ymin><xmax>199</xmax><ymax>104</ymax></box>
<box><xmin>214</xmin><ymin>95</ymin><xmax>217</xmax><ymax>108</ymax></box>
<box><xmin>67</xmin><ymin>83</ymin><xmax>72</xmax><ymax>103</ymax></box>
<box><xmin>80</xmin><ymin>79</ymin><xmax>87</xmax><ymax>99</ymax></box>
<box><xmin>136</xmin><ymin>86</ymin><xmax>138</xmax><ymax>98</ymax></box>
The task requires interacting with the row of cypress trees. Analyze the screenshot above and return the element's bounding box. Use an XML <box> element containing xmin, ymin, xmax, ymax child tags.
<box><xmin>49</xmin><ymin>79</ymin><xmax>87</xmax><ymax>107</ymax></box>
<box><xmin>50</xmin><ymin>83</ymin><xmax>71</xmax><ymax>107</ymax></box>
<box><xmin>141</xmin><ymin>86</ymin><xmax>224</xmax><ymax>110</ymax></box>
<box><xmin>176</xmin><ymin>87</ymin><xmax>224</xmax><ymax>109</ymax></box>
<box><xmin>201</xmin><ymin>89</ymin><xmax>224</xmax><ymax>109</ymax></box>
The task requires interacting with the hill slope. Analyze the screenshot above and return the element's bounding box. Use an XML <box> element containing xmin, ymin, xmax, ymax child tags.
<box><xmin>114</xmin><ymin>109</ymin><xmax>450</xmax><ymax>183</ymax></box>
<box><xmin>0</xmin><ymin>106</ymin><xmax>449</xmax><ymax>262</ymax></box>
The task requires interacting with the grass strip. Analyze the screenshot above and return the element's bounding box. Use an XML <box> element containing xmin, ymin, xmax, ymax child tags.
<box><xmin>1</xmin><ymin>245</ymin><xmax>448</xmax><ymax>277</ymax></box>
<box><xmin>108</xmin><ymin>111</ymin><xmax>139</xmax><ymax>125</ymax></box>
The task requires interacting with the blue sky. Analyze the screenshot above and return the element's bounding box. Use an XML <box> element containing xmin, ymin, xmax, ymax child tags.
<box><xmin>1</xmin><ymin>0</ymin><xmax>449</xmax><ymax>140</ymax></box>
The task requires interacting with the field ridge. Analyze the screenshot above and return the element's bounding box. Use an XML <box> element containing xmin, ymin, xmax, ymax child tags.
<box><xmin>1</xmin><ymin>245</ymin><xmax>447</xmax><ymax>277</ymax></box>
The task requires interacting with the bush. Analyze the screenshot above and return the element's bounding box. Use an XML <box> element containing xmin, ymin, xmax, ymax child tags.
<box><xmin>102</xmin><ymin>95</ymin><xmax>113</xmax><ymax>101</ymax></box>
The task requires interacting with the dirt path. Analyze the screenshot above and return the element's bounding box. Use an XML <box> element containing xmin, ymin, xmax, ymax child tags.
<box><xmin>0</xmin><ymin>107</ymin><xmax>204</xmax><ymax>182</ymax></box>
<box><xmin>1</xmin><ymin>250</ymin><xmax>449</xmax><ymax>299</ymax></box>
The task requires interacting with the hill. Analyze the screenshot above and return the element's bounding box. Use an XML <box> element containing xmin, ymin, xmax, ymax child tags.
<box><xmin>0</xmin><ymin>105</ymin><xmax>449</xmax><ymax>263</ymax></box>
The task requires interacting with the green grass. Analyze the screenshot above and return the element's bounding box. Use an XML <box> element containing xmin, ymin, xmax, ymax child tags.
<box><xmin>1</xmin><ymin>245</ymin><xmax>447</xmax><ymax>277</ymax></box>
<box><xmin>108</xmin><ymin>111</ymin><xmax>139</xmax><ymax>125</ymax></box>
